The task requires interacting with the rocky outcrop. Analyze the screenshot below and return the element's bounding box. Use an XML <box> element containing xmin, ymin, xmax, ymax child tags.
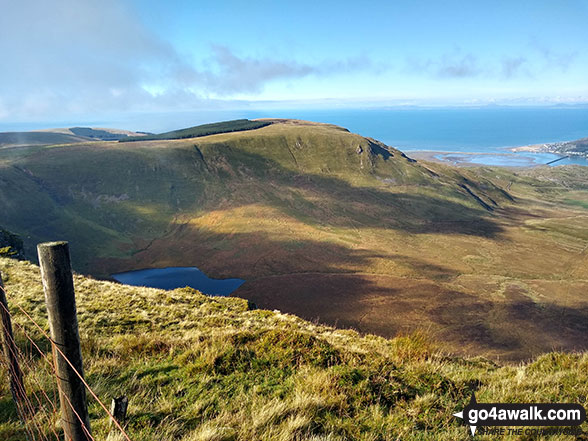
<box><xmin>0</xmin><ymin>227</ymin><xmax>25</xmax><ymax>259</ymax></box>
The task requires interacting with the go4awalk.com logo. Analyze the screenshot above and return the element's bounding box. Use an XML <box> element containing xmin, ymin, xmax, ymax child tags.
<box><xmin>453</xmin><ymin>393</ymin><xmax>586</xmax><ymax>437</ymax></box>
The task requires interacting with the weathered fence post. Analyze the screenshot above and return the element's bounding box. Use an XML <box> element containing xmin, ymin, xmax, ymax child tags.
<box><xmin>0</xmin><ymin>271</ymin><xmax>28</xmax><ymax>426</ymax></box>
<box><xmin>37</xmin><ymin>242</ymin><xmax>92</xmax><ymax>441</ymax></box>
<box><xmin>110</xmin><ymin>396</ymin><xmax>129</xmax><ymax>429</ymax></box>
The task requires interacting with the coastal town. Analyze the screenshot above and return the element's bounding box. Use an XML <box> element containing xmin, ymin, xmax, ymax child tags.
<box><xmin>512</xmin><ymin>137</ymin><xmax>588</xmax><ymax>158</ymax></box>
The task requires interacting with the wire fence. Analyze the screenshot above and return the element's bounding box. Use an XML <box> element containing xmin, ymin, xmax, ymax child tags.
<box><xmin>0</xmin><ymin>273</ymin><xmax>132</xmax><ymax>441</ymax></box>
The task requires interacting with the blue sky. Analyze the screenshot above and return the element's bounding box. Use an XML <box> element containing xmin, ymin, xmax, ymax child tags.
<box><xmin>1</xmin><ymin>0</ymin><xmax>587</xmax><ymax>126</ymax></box>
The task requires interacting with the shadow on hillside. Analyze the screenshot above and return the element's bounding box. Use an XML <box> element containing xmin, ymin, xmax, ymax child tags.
<box><xmin>81</xmin><ymin>144</ymin><xmax>508</xmax><ymax>277</ymax></box>
<box><xmin>85</xmin><ymin>163</ymin><xmax>583</xmax><ymax>362</ymax></box>
<box><xmin>428</xmin><ymin>288</ymin><xmax>588</xmax><ymax>360</ymax></box>
<box><xmin>193</xmin><ymin>147</ymin><xmax>506</xmax><ymax>238</ymax></box>
<box><xmin>97</xmin><ymin>220</ymin><xmax>588</xmax><ymax>360</ymax></box>
<box><xmin>235</xmin><ymin>270</ymin><xmax>588</xmax><ymax>361</ymax></box>
<box><xmin>7</xmin><ymin>138</ymin><xmax>509</xmax><ymax>273</ymax></box>
<box><xmin>99</xmin><ymin>222</ymin><xmax>460</xmax><ymax>282</ymax></box>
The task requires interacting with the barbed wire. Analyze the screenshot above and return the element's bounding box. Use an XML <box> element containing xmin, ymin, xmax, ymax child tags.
<box><xmin>0</xmin><ymin>294</ymin><xmax>60</xmax><ymax>440</ymax></box>
<box><xmin>0</xmin><ymin>283</ymin><xmax>132</xmax><ymax>441</ymax></box>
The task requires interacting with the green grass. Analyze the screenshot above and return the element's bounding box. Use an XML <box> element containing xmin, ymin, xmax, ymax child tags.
<box><xmin>121</xmin><ymin>119</ymin><xmax>272</xmax><ymax>142</ymax></box>
<box><xmin>0</xmin><ymin>257</ymin><xmax>586</xmax><ymax>440</ymax></box>
<box><xmin>563</xmin><ymin>198</ymin><xmax>588</xmax><ymax>210</ymax></box>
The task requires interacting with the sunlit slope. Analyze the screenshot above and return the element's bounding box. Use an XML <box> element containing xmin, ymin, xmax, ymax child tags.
<box><xmin>1</xmin><ymin>119</ymin><xmax>587</xmax><ymax>359</ymax></box>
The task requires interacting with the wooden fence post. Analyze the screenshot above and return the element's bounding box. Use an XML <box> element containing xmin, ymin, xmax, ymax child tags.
<box><xmin>0</xmin><ymin>271</ymin><xmax>28</xmax><ymax>427</ymax></box>
<box><xmin>37</xmin><ymin>241</ymin><xmax>92</xmax><ymax>441</ymax></box>
<box><xmin>110</xmin><ymin>396</ymin><xmax>129</xmax><ymax>429</ymax></box>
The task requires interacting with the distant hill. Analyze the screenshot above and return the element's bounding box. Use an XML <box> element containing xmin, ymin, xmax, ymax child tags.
<box><xmin>120</xmin><ymin>118</ymin><xmax>272</xmax><ymax>142</ymax></box>
<box><xmin>0</xmin><ymin>131</ymin><xmax>89</xmax><ymax>147</ymax></box>
<box><xmin>67</xmin><ymin>127</ymin><xmax>146</xmax><ymax>141</ymax></box>
<box><xmin>0</xmin><ymin>127</ymin><xmax>148</xmax><ymax>147</ymax></box>
<box><xmin>0</xmin><ymin>120</ymin><xmax>268</xmax><ymax>147</ymax></box>
<box><xmin>0</xmin><ymin>119</ymin><xmax>587</xmax><ymax>360</ymax></box>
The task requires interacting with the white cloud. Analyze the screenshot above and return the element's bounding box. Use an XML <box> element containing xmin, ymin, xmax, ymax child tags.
<box><xmin>437</xmin><ymin>54</ymin><xmax>481</xmax><ymax>78</ymax></box>
<box><xmin>406</xmin><ymin>51</ymin><xmax>482</xmax><ymax>78</ymax></box>
<box><xmin>203</xmin><ymin>45</ymin><xmax>314</xmax><ymax>94</ymax></box>
<box><xmin>501</xmin><ymin>56</ymin><xmax>527</xmax><ymax>78</ymax></box>
<box><xmin>0</xmin><ymin>0</ymin><xmax>374</xmax><ymax>122</ymax></box>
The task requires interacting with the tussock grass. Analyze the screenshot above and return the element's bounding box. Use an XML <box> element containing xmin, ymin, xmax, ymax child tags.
<box><xmin>1</xmin><ymin>257</ymin><xmax>586</xmax><ymax>440</ymax></box>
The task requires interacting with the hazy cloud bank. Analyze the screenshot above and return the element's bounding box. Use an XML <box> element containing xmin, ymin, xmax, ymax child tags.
<box><xmin>0</xmin><ymin>0</ymin><xmax>373</xmax><ymax>121</ymax></box>
<box><xmin>1</xmin><ymin>0</ymin><xmax>584</xmax><ymax>123</ymax></box>
<box><xmin>407</xmin><ymin>43</ymin><xmax>577</xmax><ymax>80</ymax></box>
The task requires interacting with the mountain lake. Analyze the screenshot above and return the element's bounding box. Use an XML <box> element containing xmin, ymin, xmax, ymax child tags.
<box><xmin>112</xmin><ymin>267</ymin><xmax>245</xmax><ymax>296</ymax></box>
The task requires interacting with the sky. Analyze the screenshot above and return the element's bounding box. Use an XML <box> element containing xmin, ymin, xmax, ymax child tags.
<box><xmin>1</xmin><ymin>0</ymin><xmax>587</xmax><ymax>128</ymax></box>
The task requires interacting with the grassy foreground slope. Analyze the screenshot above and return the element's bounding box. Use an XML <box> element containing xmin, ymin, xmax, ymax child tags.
<box><xmin>0</xmin><ymin>120</ymin><xmax>587</xmax><ymax>360</ymax></box>
<box><xmin>1</xmin><ymin>257</ymin><xmax>587</xmax><ymax>441</ymax></box>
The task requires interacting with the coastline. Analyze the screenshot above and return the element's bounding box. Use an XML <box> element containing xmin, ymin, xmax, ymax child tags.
<box><xmin>406</xmin><ymin>150</ymin><xmax>479</xmax><ymax>167</ymax></box>
<box><xmin>406</xmin><ymin>147</ymin><xmax>587</xmax><ymax>168</ymax></box>
<box><xmin>509</xmin><ymin>138</ymin><xmax>588</xmax><ymax>157</ymax></box>
<box><xmin>509</xmin><ymin>143</ymin><xmax>545</xmax><ymax>153</ymax></box>
<box><xmin>405</xmin><ymin>149</ymin><xmax>549</xmax><ymax>167</ymax></box>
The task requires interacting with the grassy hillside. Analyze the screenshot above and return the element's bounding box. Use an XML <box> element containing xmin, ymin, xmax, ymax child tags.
<box><xmin>0</xmin><ymin>119</ymin><xmax>510</xmax><ymax>268</ymax></box>
<box><xmin>1</xmin><ymin>257</ymin><xmax>586</xmax><ymax>441</ymax></box>
<box><xmin>0</xmin><ymin>120</ymin><xmax>587</xmax><ymax>360</ymax></box>
<box><xmin>121</xmin><ymin>119</ymin><xmax>272</xmax><ymax>142</ymax></box>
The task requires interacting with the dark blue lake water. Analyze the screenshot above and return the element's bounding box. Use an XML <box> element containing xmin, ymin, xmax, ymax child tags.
<box><xmin>111</xmin><ymin>267</ymin><xmax>245</xmax><ymax>295</ymax></box>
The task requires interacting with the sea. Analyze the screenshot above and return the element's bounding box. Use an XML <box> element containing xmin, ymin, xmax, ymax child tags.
<box><xmin>243</xmin><ymin>106</ymin><xmax>588</xmax><ymax>167</ymax></box>
<box><xmin>136</xmin><ymin>106</ymin><xmax>588</xmax><ymax>167</ymax></box>
<box><xmin>6</xmin><ymin>106</ymin><xmax>588</xmax><ymax>166</ymax></box>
